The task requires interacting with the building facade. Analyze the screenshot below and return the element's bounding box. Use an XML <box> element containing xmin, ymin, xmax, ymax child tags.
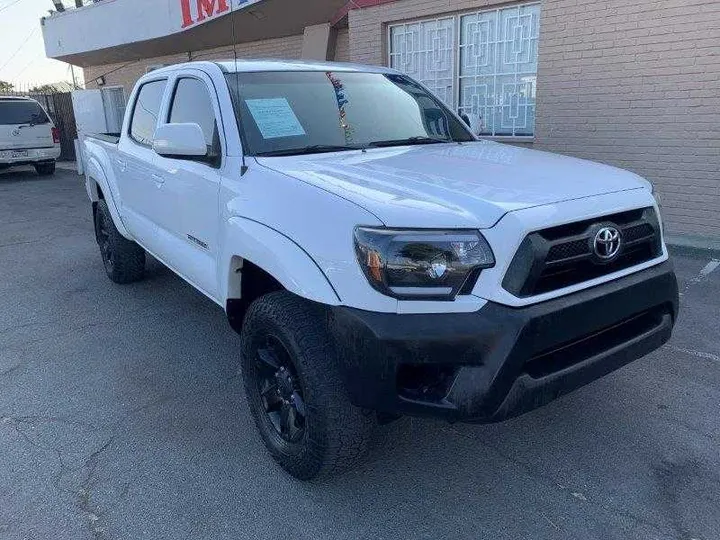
<box><xmin>42</xmin><ymin>0</ymin><xmax>720</xmax><ymax>243</ymax></box>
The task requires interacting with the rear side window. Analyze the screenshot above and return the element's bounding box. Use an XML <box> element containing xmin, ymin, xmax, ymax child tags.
<box><xmin>0</xmin><ymin>100</ymin><xmax>50</xmax><ymax>126</ymax></box>
<box><xmin>129</xmin><ymin>80</ymin><xmax>167</xmax><ymax>146</ymax></box>
<box><xmin>168</xmin><ymin>77</ymin><xmax>220</xmax><ymax>158</ymax></box>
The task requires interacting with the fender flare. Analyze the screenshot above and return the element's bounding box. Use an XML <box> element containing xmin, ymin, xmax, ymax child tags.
<box><xmin>221</xmin><ymin>217</ymin><xmax>341</xmax><ymax>306</ymax></box>
<box><xmin>85</xmin><ymin>155</ymin><xmax>132</xmax><ymax>239</ymax></box>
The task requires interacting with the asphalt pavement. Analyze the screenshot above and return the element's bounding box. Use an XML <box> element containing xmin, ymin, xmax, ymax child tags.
<box><xmin>1</xmin><ymin>166</ymin><xmax>719</xmax><ymax>540</ymax></box>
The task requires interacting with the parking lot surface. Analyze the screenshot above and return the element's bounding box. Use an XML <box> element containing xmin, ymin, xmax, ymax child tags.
<box><xmin>1</xmin><ymin>167</ymin><xmax>719</xmax><ymax>540</ymax></box>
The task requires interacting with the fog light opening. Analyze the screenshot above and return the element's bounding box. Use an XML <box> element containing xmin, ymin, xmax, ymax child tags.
<box><xmin>396</xmin><ymin>364</ymin><xmax>458</xmax><ymax>402</ymax></box>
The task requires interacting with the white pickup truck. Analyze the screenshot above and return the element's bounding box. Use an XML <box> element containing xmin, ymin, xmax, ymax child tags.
<box><xmin>83</xmin><ymin>59</ymin><xmax>678</xmax><ymax>480</ymax></box>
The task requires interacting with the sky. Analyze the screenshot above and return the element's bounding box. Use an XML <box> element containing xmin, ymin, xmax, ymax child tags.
<box><xmin>0</xmin><ymin>0</ymin><xmax>82</xmax><ymax>88</ymax></box>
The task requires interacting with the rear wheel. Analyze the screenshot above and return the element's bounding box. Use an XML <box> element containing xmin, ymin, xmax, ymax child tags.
<box><xmin>240</xmin><ymin>291</ymin><xmax>375</xmax><ymax>480</ymax></box>
<box><xmin>94</xmin><ymin>200</ymin><xmax>145</xmax><ymax>284</ymax></box>
<box><xmin>34</xmin><ymin>162</ymin><xmax>56</xmax><ymax>176</ymax></box>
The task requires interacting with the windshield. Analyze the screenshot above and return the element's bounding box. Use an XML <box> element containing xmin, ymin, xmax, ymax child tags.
<box><xmin>225</xmin><ymin>71</ymin><xmax>475</xmax><ymax>156</ymax></box>
<box><xmin>0</xmin><ymin>100</ymin><xmax>50</xmax><ymax>126</ymax></box>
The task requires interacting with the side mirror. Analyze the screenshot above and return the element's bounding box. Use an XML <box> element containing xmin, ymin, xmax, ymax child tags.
<box><xmin>152</xmin><ymin>123</ymin><xmax>207</xmax><ymax>158</ymax></box>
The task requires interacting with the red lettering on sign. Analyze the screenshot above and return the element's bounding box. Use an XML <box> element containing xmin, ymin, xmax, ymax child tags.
<box><xmin>180</xmin><ymin>0</ymin><xmax>230</xmax><ymax>28</ymax></box>
<box><xmin>180</xmin><ymin>0</ymin><xmax>194</xmax><ymax>28</ymax></box>
<box><xmin>196</xmin><ymin>0</ymin><xmax>229</xmax><ymax>22</ymax></box>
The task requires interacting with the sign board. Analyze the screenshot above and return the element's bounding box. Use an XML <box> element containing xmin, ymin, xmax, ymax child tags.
<box><xmin>179</xmin><ymin>0</ymin><xmax>262</xmax><ymax>29</ymax></box>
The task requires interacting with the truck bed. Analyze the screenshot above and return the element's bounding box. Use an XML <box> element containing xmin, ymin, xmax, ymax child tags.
<box><xmin>85</xmin><ymin>133</ymin><xmax>120</xmax><ymax>144</ymax></box>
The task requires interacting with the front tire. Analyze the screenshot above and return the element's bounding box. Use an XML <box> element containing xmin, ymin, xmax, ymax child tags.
<box><xmin>35</xmin><ymin>162</ymin><xmax>56</xmax><ymax>176</ymax></box>
<box><xmin>93</xmin><ymin>200</ymin><xmax>145</xmax><ymax>284</ymax></box>
<box><xmin>240</xmin><ymin>292</ymin><xmax>375</xmax><ymax>480</ymax></box>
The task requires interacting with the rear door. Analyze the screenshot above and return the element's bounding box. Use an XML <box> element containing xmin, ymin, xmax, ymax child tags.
<box><xmin>0</xmin><ymin>99</ymin><xmax>54</xmax><ymax>154</ymax></box>
<box><xmin>151</xmin><ymin>72</ymin><xmax>224</xmax><ymax>299</ymax></box>
<box><xmin>115</xmin><ymin>78</ymin><xmax>168</xmax><ymax>251</ymax></box>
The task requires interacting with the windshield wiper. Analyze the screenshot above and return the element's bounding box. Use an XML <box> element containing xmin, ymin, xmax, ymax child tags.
<box><xmin>366</xmin><ymin>136</ymin><xmax>453</xmax><ymax>148</ymax></box>
<box><xmin>255</xmin><ymin>144</ymin><xmax>362</xmax><ymax>157</ymax></box>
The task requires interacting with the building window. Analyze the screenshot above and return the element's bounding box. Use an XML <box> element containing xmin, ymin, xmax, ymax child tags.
<box><xmin>389</xmin><ymin>18</ymin><xmax>455</xmax><ymax>107</ymax></box>
<box><xmin>389</xmin><ymin>3</ymin><xmax>540</xmax><ymax>137</ymax></box>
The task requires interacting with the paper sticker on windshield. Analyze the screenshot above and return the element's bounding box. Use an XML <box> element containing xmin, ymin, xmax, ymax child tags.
<box><xmin>245</xmin><ymin>98</ymin><xmax>306</xmax><ymax>139</ymax></box>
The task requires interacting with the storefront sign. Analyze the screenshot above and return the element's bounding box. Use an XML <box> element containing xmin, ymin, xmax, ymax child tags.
<box><xmin>180</xmin><ymin>0</ymin><xmax>230</xmax><ymax>28</ymax></box>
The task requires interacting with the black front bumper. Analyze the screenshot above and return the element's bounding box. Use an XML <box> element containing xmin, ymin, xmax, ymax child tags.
<box><xmin>329</xmin><ymin>261</ymin><xmax>678</xmax><ymax>423</ymax></box>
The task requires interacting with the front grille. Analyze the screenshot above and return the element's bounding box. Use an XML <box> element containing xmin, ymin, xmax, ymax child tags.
<box><xmin>546</xmin><ymin>239</ymin><xmax>588</xmax><ymax>263</ymax></box>
<box><xmin>524</xmin><ymin>307</ymin><xmax>667</xmax><ymax>378</ymax></box>
<box><xmin>503</xmin><ymin>207</ymin><xmax>662</xmax><ymax>297</ymax></box>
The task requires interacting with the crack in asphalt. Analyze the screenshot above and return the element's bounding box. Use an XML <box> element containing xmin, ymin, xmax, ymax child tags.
<box><xmin>77</xmin><ymin>437</ymin><xmax>116</xmax><ymax>540</ymax></box>
<box><xmin>0</xmin><ymin>372</ymin><xmax>241</xmax><ymax>539</ymax></box>
<box><xmin>0</xmin><ymin>363</ymin><xmax>23</xmax><ymax>377</ymax></box>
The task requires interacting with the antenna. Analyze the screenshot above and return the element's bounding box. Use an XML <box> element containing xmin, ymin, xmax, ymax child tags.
<box><xmin>230</xmin><ymin>0</ymin><xmax>248</xmax><ymax>175</ymax></box>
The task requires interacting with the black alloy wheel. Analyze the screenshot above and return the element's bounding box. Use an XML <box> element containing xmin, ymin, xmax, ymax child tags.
<box><xmin>255</xmin><ymin>335</ymin><xmax>307</xmax><ymax>444</ymax></box>
<box><xmin>95</xmin><ymin>208</ymin><xmax>115</xmax><ymax>274</ymax></box>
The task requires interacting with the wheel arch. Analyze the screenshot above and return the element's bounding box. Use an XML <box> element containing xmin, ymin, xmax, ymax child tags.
<box><xmin>222</xmin><ymin>217</ymin><xmax>341</xmax><ymax>332</ymax></box>
<box><xmin>85</xmin><ymin>154</ymin><xmax>132</xmax><ymax>239</ymax></box>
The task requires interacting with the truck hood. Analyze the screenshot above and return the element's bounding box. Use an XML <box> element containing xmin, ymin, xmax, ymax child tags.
<box><xmin>257</xmin><ymin>141</ymin><xmax>649</xmax><ymax>229</ymax></box>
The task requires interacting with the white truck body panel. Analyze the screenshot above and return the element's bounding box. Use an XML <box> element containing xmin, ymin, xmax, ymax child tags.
<box><xmin>257</xmin><ymin>141</ymin><xmax>652</xmax><ymax>230</ymax></box>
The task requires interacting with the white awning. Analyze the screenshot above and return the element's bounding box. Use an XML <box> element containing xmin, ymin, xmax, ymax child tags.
<box><xmin>42</xmin><ymin>0</ymin><xmax>346</xmax><ymax>67</ymax></box>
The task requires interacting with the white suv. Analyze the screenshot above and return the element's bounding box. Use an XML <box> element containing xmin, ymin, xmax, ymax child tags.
<box><xmin>0</xmin><ymin>96</ymin><xmax>61</xmax><ymax>175</ymax></box>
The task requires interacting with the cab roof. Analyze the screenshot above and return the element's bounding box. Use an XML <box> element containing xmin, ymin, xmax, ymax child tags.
<box><xmin>148</xmin><ymin>59</ymin><xmax>399</xmax><ymax>76</ymax></box>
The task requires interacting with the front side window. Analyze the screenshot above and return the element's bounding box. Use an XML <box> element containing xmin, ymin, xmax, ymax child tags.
<box><xmin>225</xmin><ymin>71</ymin><xmax>475</xmax><ymax>156</ymax></box>
<box><xmin>390</xmin><ymin>3</ymin><xmax>540</xmax><ymax>137</ymax></box>
<box><xmin>0</xmin><ymin>100</ymin><xmax>50</xmax><ymax>126</ymax></box>
<box><xmin>129</xmin><ymin>79</ymin><xmax>167</xmax><ymax>146</ymax></box>
<box><xmin>168</xmin><ymin>77</ymin><xmax>220</xmax><ymax>156</ymax></box>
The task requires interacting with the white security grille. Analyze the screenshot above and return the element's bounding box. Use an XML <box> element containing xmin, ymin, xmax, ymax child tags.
<box><xmin>459</xmin><ymin>4</ymin><xmax>540</xmax><ymax>136</ymax></box>
<box><xmin>389</xmin><ymin>18</ymin><xmax>455</xmax><ymax>107</ymax></box>
<box><xmin>388</xmin><ymin>4</ymin><xmax>540</xmax><ymax>137</ymax></box>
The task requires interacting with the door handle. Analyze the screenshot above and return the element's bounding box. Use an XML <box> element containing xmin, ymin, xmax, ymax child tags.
<box><xmin>152</xmin><ymin>173</ymin><xmax>165</xmax><ymax>185</ymax></box>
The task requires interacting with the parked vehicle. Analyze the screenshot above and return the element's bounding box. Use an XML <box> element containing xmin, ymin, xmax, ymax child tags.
<box><xmin>82</xmin><ymin>60</ymin><xmax>678</xmax><ymax>480</ymax></box>
<box><xmin>0</xmin><ymin>96</ymin><xmax>61</xmax><ymax>175</ymax></box>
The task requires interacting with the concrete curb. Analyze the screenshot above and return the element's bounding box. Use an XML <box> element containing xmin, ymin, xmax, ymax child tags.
<box><xmin>666</xmin><ymin>234</ymin><xmax>720</xmax><ymax>260</ymax></box>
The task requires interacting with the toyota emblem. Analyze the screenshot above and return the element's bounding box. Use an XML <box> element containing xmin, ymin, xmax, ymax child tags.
<box><xmin>593</xmin><ymin>226</ymin><xmax>622</xmax><ymax>260</ymax></box>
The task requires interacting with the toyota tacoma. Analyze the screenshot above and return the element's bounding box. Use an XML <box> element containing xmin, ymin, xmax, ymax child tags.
<box><xmin>81</xmin><ymin>60</ymin><xmax>678</xmax><ymax>480</ymax></box>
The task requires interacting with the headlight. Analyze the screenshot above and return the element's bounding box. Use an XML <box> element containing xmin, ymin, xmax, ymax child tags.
<box><xmin>354</xmin><ymin>227</ymin><xmax>495</xmax><ymax>300</ymax></box>
<box><xmin>650</xmin><ymin>183</ymin><xmax>663</xmax><ymax>208</ymax></box>
<box><xmin>649</xmin><ymin>183</ymin><xmax>666</xmax><ymax>234</ymax></box>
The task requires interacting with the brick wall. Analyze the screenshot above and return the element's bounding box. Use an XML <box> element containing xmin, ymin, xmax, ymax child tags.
<box><xmin>334</xmin><ymin>27</ymin><xmax>350</xmax><ymax>62</ymax></box>
<box><xmin>535</xmin><ymin>0</ymin><xmax>720</xmax><ymax>237</ymax></box>
<box><xmin>83</xmin><ymin>34</ymin><xmax>304</xmax><ymax>93</ymax></box>
<box><xmin>349</xmin><ymin>0</ymin><xmax>720</xmax><ymax>238</ymax></box>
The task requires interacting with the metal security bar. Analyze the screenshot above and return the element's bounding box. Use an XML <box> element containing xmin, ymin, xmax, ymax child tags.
<box><xmin>388</xmin><ymin>3</ymin><xmax>540</xmax><ymax>138</ymax></box>
<box><xmin>388</xmin><ymin>18</ymin><xmax>455</xmax><ymax>107</ymax></box>
<box><xmin>459</xmin><ymin>4</ymin><xmax>540</xmax><ymax>136</ymax></box>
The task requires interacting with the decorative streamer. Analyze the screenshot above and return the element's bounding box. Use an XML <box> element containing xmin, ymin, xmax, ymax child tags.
<box><xmin>326</xmin><ymin>72</ymin><xmax>354</xmax><ymax>145</ymax></box>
